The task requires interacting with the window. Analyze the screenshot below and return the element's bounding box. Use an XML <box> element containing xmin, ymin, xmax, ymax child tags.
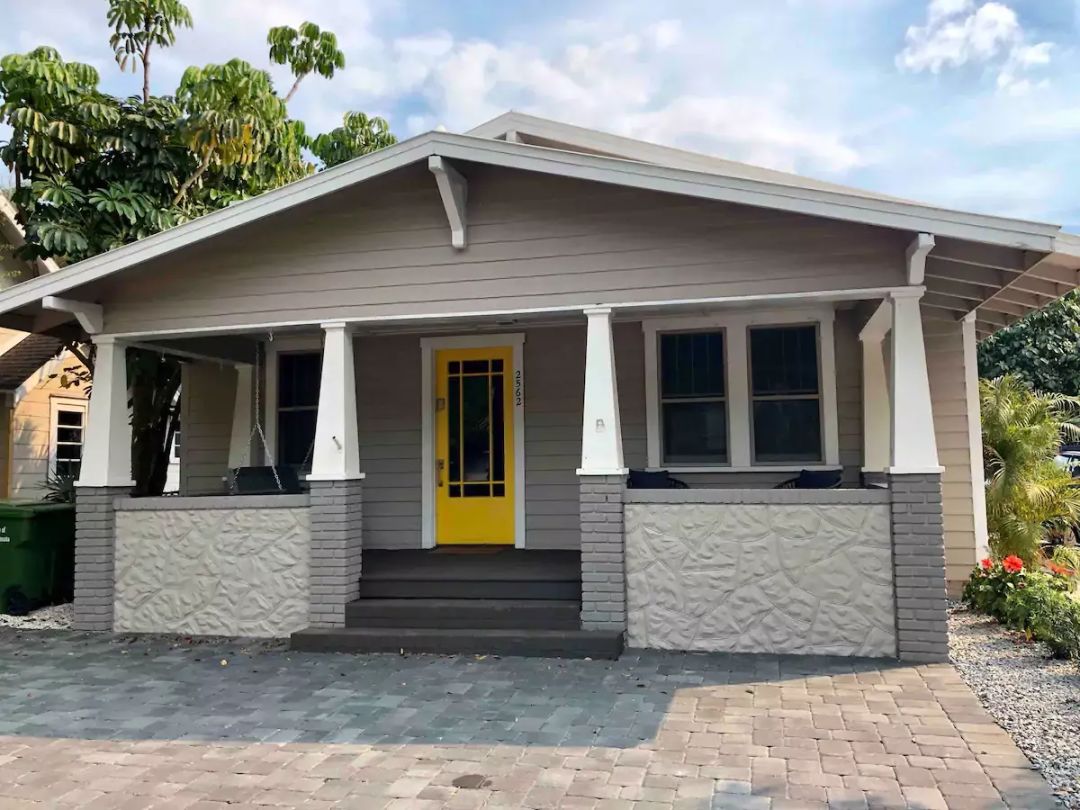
<box><xmin>659</xmin><ymin>331</ymin><xmax>728</xmax><ymax>464</ymax></box>
<box><xmin>277</xmin><ymin>352</ymin><xmax>321</xmax><ymax>468</ymax></box>
<box><xmin>749</xmin><ymin>324</ymin><xmax>822</xmax><ymax>463</ymax></box>
<box><xmin>50</xmin><ymin>400</ymin><xmax>87</xmax><ymax>480</ymax></box>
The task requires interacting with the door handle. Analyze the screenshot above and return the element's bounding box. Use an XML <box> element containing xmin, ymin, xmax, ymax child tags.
<box><xmin>437</xmin><ymin>458</ymin><xmax>445</xmax><ymax>487</ymax></box>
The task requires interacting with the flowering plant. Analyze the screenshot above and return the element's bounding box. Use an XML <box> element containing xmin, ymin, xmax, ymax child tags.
<box><xmin>1002</xmin><ymin>555</ymin><xmax>1024</xmax><ymax>574</ymax></box>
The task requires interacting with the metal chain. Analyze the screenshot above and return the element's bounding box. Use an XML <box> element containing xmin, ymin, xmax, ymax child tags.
<box><xmin>233</xmin><ymin>339</ymin><xmax>283</xmax><ymax>493</ymax></box>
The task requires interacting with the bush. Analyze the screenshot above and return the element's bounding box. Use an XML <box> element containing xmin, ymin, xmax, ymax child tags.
<box><xmin>965</xmin><ymin>556</ymin><xmax>1080</xmax><ymax>660</ymax></box>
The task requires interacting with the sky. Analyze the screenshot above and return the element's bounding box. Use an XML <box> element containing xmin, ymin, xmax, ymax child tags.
<box><xmin>1</xmin><ymin>0</ymin><xmax>1078</xmax><ymax>231</ymax></box>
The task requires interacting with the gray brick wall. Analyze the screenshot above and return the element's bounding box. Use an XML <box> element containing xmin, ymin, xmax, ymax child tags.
<box><xmin>73</xmin><ymin>486</ymin><xmax>130</xmax><ymax>632</ymax></box>
<box><xmin>308</xmin><ymin>479</ymin><xmax>363</xmax><ymax>628</ymax></box>
<box><xmin>889</xmin><ymin>472</ymin><xmax>949</xmax><ymax>663</ymax></box>
<box><xmin>579</xmin><ymin>474</ymin><xmax>627</xmax><ymax>632</ymax></box>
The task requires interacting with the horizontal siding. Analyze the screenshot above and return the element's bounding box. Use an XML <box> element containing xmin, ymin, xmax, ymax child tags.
<box><xmin>179</xmin><ymin>362</ymin><xmax>235</xmax><ymax>495</ymax></box>
<box><xmin>924</xmin><ymin>314</ymin><xmax>979</xmax><ymax>593</ymax></box>
<box><xmin>9</xmin><ymin>355</ymin><xmax>88</xmax><ymax>500</ymax></box>
<box><xmin>101</xmin><ymin>164</ymin><xmax>908</xmax><ymax>333</ymax></box>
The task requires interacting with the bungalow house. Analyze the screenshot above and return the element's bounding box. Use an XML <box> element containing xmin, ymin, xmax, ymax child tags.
<box><xmin>0</xmin><ymin>113</ymin><xmax>1076</xmax><ymax>660</ymax></box>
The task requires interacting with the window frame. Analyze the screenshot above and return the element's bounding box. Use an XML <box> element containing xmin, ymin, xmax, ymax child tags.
<box><xmin>263</xmin><ymin>335</ymin><xmax>323</xmax><ymax>470</ymax></box>
<box><xmin>643</xmin><ymin>306</ymin><xmax>839</xmax><ymax>472</ymax></box>
<box><xmin>656</xmin><ymin>328</ymin><xmax>730</xmax><ymax>466</ymax></box>
<box><xmin>49</xmin><ymin>397</ymin><xmax>88</xmax><ymax>480</ymax></box>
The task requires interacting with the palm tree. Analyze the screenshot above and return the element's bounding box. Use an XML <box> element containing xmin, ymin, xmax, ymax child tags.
<box><xmin>981</xmin><ymin>375</ymin><xmax>1080</xmax><ymax>564</ymax></box>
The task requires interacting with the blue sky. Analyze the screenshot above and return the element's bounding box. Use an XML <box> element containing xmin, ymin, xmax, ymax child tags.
<box><xmin>2</xmin><ymin>0</ymin><xmax>1078</xmax><ymax>230</ymax></box>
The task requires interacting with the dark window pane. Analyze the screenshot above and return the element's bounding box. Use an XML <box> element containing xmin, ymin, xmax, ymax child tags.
<box><xmin>56</xmin><ymin>427</ymin><xmax>82</xmax><ymax>443</ymax></box>
<box><xmin>491</xmin><ymin>359</ymin><xmax>504</xmax><ymax>372</ymax></box>
<box><xmin>56</xmin><ymin>444</ymin><xmax>82</xmax><ymax>460</ymax></box>
<box><xmin>462</xmin><ymin>360</ymin><xmax>489</xmax><ymax>374</ymax></box>
<box><xmin>462</xmin><ymin>374</ymin><xmax>490</xmax><ymax>482</ymax></box>
<box><xmin>492</xmin><ymin>483</ymin><xmax>505</xmax><ymax>497</ymax></box>
<box><xmin>491</xmin><ymin>373</ymin><xmax>505</xmax><ymax>482</ymax></box>
<box><xmin>279</xmin><ymin>352</ymin><xmax>322</xmax><ymax>408</ymax></box>
<box><xmin>57</xmin><ymin>410</ymin><xmax>83</xmax><ymax>427</ymax></box>
<box><xmin>278</xmin><ymin>409</ymin><xmax>317</xmax><ymax>467</ymax></box>
<box><xmin>449</xmin><ymin>484</ymin><xmax>461</xmax><ymax>497</ymax></box>
<box><xmin>662</xmin><ymin>401</ymin><xmax>727</xmax><ymax>464</ymax></box>
<box><xmin>448</xmin><ymin>376</ymin><xmax>461</xmax><ymax>482</ymax></box>
<box><xmin>660</xmin><ymin>332</ymin><xmax>725</xmax><ymax>398</ymax></box>
<box><xmin>753</xmin><ymin>400</ymin><xmax>822</xmax><ymax>462</ymax></box>
<box><xmin>448</xmin><ymin>361</ymin><xmax>460</xmax><ymax>374</ymax></box>
<box><xmin>750</xmin><ymin>325</ymin><xmax>818</xmax><ymax>396</ymax></box>
<box><xmin>464</xmin><ymin>483</ymin><xmax>490</xmax><ymax>497</ymax></box>
<box><xmin>57</xmin><ymin>460</ymin><xmax>81</xmax><ymax>478</ymax></box>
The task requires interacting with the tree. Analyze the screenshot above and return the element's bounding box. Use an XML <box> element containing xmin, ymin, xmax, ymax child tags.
<box><xmin>311</xmin><ymin>111</ymin><xmax>396</xmax><ymax>168</ymax></box>
<box><xmin>267</xmin><ymin>22</ymin><xmax>345</xmax><ymax>104</ymax></box>
<box><xmin>981</xmin><ymin>374</ymin><xmax>1080</xmax><ymax>564</ymax></box>
<box><xmin>0</xmin><ymin>8</ymin><xmax>395</xmax><ymax>496</ymax></box>
<box><xmin>107</xmin><ymin>0</ymin><xmax>193</xmax><ymax>102</ymax></box>
<box><xmin>979</xmin><ymin>292</ymin><xmax>1080</xmax><ymax>396</ymax></box>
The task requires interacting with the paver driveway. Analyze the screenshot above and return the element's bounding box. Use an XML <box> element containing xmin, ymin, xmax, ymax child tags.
<box><xmin>0</xmin><ymin>630</ymin><xmax>1060</xmax><ymax>809</ymax></box>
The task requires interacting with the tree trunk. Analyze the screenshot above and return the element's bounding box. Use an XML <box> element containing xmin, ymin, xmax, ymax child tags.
<box><xmin>141</xmin><ymin>42</ymin><xmax>152</xmax><ymax>103</ymax></box>
<box><xmin>172</xmin><ymin>149</ymin><xmax>213</xmax><ymax>205</ymax></box>
<box><xmin>283</xmin><ymin>73</ymin><xmax>306</xmax><ymax>104</ymax></box>
<box><xmin>129</xmin><ymin>350</ymin><xmax>182</xmax><ymax>497</ymax></box>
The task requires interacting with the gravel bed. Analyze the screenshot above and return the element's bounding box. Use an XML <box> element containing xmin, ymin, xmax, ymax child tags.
<box><xmin>949</xmin><ymin>605</ymin><xmax>1080</xmax><ymax>808</ymax></box>
<box><xmin>0</xmin><ymin>602</ymin><xmax>72</xmax><ymax>630</ymax></box>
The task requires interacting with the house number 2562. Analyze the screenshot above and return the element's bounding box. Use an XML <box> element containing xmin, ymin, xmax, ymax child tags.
<box><xmin>514</xmin><ymin>370</ymin><xmax>523</xmax><ymax>406</ymax></box>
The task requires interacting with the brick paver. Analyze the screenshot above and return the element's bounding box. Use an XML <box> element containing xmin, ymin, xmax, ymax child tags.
<box><xmin>0</xmin><ymin>630</ymin><xmax>1061</xmax><ymax>809</ymax></box>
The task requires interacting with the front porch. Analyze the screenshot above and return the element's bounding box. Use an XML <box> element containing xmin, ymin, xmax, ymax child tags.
<box><xmin>74</xmin><ymin>290</ymin><xmax>957</xmax><ymax>661</ymax></box>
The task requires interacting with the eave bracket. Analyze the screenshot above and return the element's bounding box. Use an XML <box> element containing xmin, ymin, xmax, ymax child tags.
<box><xmin>42</xmin><ymin>295</ymin><xmax>103</xmax><ymax>334</ymax></box>
<box><xmin>428</xmin><ymin>156</ymin><xmax>467</xmax><ymax>249</ymax></box>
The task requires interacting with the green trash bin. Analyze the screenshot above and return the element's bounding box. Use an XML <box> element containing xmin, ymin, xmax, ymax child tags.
<box><xmin>0</xmin><ymin>502</ymin><xmax>76</xmax><ymax>614</ymax></box>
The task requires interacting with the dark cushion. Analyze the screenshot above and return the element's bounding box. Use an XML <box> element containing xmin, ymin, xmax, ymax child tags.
<box><xmin>230</xmin><ymin>466</ymin><xmax>303</xmax><ymax>495</ymax></box>
<box><xmin>627</xmin><ymin>469</ymin><xmax>689</xmax><ymax>489</ymax></box>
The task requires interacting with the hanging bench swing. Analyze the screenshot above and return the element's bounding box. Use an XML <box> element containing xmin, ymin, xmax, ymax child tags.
<box><xmin>229</xmin><ymin>339</ymin><xmax>308</xmax><ymax>496</ymax></box>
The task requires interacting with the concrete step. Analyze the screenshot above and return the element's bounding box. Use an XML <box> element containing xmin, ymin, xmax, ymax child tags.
<box><xmin>345</xmin><ymin>598</ymin><xmax>580</xmax><ymax>630</ymax></box>
<box><xmin>355</xmin><ymin>578</ymin><xmax>581</xmax><ymax>600</ymax></box>
<box><xmin>290</xmin><ymin>626</ymin><xmax>623</xmax><ymax>659</ymax></box>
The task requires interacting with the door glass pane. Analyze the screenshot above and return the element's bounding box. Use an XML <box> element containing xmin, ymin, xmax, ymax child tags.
<box><xmin>448</xmin><ymin>375</ymin><xmax>461</xmax><ymax>484</ymax></box>
<box><xmin>462</xmin><ymin>374</ymin><xmax>491</xmax><ymax>482</ymax></box>
<box><xmin>750</xmin><ymin>325</ymin><xmax>819</xmax><ymax>395</ymax></box>
<box><xmin>463</xmin><ymin>360</ymin><xmax>489</xmax><ymax>374</ymax></box>
<box><xmin>464</xmin><ymin>483</ymin><xmax>490</xmax><ymax>497</ymax></box>
<box><xmin>662</xmin><ymin>401</ymin><xmax>727</xmax><ymax>464</ymax></box>
<box><xmin>753</xmin><ymin>400</ymin><xmax>822</xmax><ymax>462</ymax></box>
<box><xmin>491</xmin><ymin>372</ymin><xmax>505</xmax><ymax>482</ymax></box>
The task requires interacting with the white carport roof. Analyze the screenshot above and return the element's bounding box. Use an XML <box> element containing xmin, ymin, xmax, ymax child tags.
<box><xmin>0</xmin><ymin>115</ymin><xmax>1075</xmax><ymax>339</ymax></box>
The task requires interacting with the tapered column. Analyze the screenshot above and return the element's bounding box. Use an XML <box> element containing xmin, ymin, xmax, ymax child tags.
<box><xmin>307</xmin><ymin>322</ymin><xmax>363</xmax><ymax>628</ymax></box>
<box><xmin>888</xmin><ymin>290</ymin><xmax>940</xmax><ymax>474</ymax></box>
<box><xmin>578</xmin><ymin>308</ymin><xmax>626</xmax><ymax>476</ymax></box>
<box><xmin>227</xmin><ymin>364</ymin><xmax>253</xmax><ymax>469</ymax></box>
<box><xmin>74</xmin><ymin>335</ymin><xmax>133</xmax><ymax>632</ymax></box>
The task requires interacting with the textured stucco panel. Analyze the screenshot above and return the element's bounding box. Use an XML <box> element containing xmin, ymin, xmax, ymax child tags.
<box><xmin>625</xmin><ymin>503</ymin><xmax>895</xmax><ymax>657</ymax></box>
<box><xmin>114</xmin><ymin>507</ymin><xmax>310</xmax><ymax>638</ymax></box>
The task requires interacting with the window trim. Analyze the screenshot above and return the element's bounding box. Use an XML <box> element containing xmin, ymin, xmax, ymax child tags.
<box><xmin>49</xmin><ymin>396</ymin><xmax>88</xmax><ymax>480</ymax></box>
<box><xmin>263</xmin><ymin>335</ymin><xmax>323</xmax><ymax>467</ymax></box>
<box><xmin>643</xmin><ymin>306</ymin><xmax>839</xmax><ymax>472</ymax></box>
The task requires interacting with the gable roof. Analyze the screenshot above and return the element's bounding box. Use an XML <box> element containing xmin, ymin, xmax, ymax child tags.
<box><xmin>0</xmin><ymin>114</ymin><xmax>1075</xmax><ymax>339</ymax></box>
<box><xmin>0</xmin><ymin>332</ymin><xmax>63</xmax><ymax>389</ymax></box>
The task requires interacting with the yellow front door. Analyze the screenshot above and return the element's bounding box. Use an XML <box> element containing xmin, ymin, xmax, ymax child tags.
<box><xmin>435</xmin><ymin>346</ymin><xmax>515</xmax><ymax>545</ymax></box>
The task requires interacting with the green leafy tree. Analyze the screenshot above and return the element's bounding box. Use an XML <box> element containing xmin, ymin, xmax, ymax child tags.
<box><xmin>0</xmin><ymin>7</ymin><xmax>394</xmax><ymax>496</ymax></box>
<box><xmin>107</xmin><ymin>0</ymin><xmax>193</xmax><ymax>102</ymax></box>
<box><xmin>979</xmin><ymin>292</ymin><xmax>1080</xmax><ymax>396</ymax></box>
<box><xmin>981</xmin><ymin>374</ymin><xmax>1080</xmax><ymax>565</ymax></box>
<box><xmin>267</xmin><ymin>22</ymin><xmax>345</xmax><ymax>104</ymax></box>
<box><xmin>311</xmin><ymin>111</ymin><xmax>396</xmax><ymax>168</ymax></box>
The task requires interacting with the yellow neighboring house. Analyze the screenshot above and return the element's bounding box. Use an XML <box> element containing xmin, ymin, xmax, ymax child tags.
<box><xmin>0</xmin><ymin>195</ymin><xmax>88</xmax><ymax>500</ymax></box>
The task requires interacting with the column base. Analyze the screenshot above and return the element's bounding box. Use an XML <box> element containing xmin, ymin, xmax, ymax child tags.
<box><xmin>889</xmin><ymin>473</ymin><xmax>949</xmax><ymax>663</ymax></box>
<box><xmin>308</xmin><ymin>479</ymin><xmax>363</xmax><ymax>628</ymax></box>
<box><xmin>579</xmin><ymin>474</ymin><xmax>627</xmax><ymax>633</ymax></box>
<box><xmin>73</xmin><ymin>485</ymin><xmax>131</xmax><ymax>632</ymax></box>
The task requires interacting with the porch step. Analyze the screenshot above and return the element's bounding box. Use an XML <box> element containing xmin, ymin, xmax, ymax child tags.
<box><xmin>345</xmin><ymin>598</ymin><xmax>580</xmax><ymax>629</ymax></box>
<box><xmin>290</xmin><ymin>626</ymin><xmax>623</xmax><ymax>659</ymax></box>
<box><xmin>355</xmin><ymin>578</ymin><xmax>581</xmax><ymax>600</ymax></box>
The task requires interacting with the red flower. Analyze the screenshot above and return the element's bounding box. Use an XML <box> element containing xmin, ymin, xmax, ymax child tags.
<box><xmin>1002</xmin><ymin>555</ymin><xmax>1024</xmax><ymax>574</ymax></box>
<box><xmin>980</xmin><ymin>558</ymin><xmax>993</xmax><ymax>571</ymax></box>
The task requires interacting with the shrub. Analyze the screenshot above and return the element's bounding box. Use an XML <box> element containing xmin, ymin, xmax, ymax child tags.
<box><xmin>965</xmin><ymin>556</ymin><xmax>1080</xmax><ymax>660</ymax></box>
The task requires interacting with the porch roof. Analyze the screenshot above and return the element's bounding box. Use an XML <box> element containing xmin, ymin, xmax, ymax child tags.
<box><xmin>0</xmin><ymin>118</ymin><xmax>1075</xmax><ymax>340</ymax></box>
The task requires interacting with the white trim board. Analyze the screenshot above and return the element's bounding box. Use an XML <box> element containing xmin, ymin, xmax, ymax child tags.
<box><xmin>420</xmin><ymin>333</ymin><xmax>526</xmax><ymax>550</ymax></box>
<box><xmin>0</xmin><ymin>126</ymin><xmax>1069</xmax><ymax>328</ymax></box>
<box><xmin>642</xmin><ymin>305</ymin><xmax>840</xmax><ymax>471</ymax></box>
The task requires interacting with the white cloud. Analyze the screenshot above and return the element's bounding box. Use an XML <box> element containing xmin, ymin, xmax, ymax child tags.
<box><xmin>897</xmin><ymin>1</ymin><xmax>1053</xmax><ymax>91</ymax></box>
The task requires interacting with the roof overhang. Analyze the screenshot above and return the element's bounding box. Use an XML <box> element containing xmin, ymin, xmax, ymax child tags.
<box><xmin>0</xmin><ymin>126</ymin><xmax>1073</xmax><ymax>340</ymax></box>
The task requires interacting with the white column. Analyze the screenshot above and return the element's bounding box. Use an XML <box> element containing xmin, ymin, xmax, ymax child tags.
<box><xmin>307</xmin><ymin>322</ymin><xmax>363</xmax><ymax>481</ymax></box>
<box><xmin>76</xmin><ymin>336</ymin><xmax>133</xmax><ymax>487</ymax></box>
<box><xmin>577</xmin><ymin>308</ymin><xmax>627</xmax><ymax>475</ymax></box>
<box><xmin>963</xmin><ymin>312</ymin><xmax>990</xmax><ymax>558</ymax></box>
<box><xmin>888</xmin><ymin>289</ymin><xmax>942</xmax><ymax>473</ymax></box>
<box><xmin>227</xmin><ymin>364</ymin><xmax>253</xmax><ymax>469</ymax></box>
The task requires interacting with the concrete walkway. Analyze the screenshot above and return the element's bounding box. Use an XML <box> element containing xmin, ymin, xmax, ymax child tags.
<box><xmin>0</xmin><ymin>630</ymin><xmax>1060</xmax><ymax>809</ymax></box>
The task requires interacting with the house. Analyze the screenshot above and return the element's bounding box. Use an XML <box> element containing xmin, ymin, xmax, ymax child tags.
<box><xmin>0</xmin><ymin>112</ymin><xmax>1076</xmax><ymax>660</ymax></box>
<box><xmin>0</xmin><ymin>195</ymin><xmax>91</xmax><ymax>500</ymax></box>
